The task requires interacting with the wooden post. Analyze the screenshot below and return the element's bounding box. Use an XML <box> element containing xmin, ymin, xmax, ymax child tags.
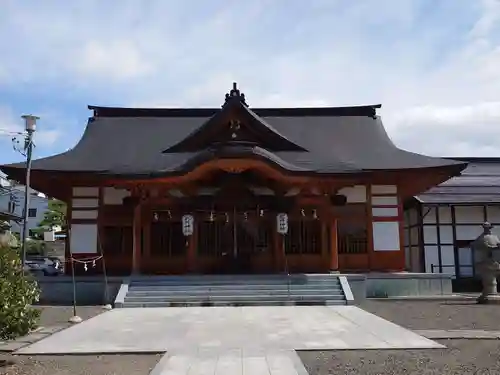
<box><xmin>143</xmin><ymin>206</ymin><xmax>151</xmax><ymax>273</ymax></box>
<box><xmin>187</xmin><ymin>220</ymin><xmax>197</xmax><ymax>273</ymax></box>
<box><xmin>329</xmin><ymin>218</ymin><xmax>339</xmax><ymax>271</ymax></box>
<box><xmin>132</xmin><ymin>203</ymin><xmax>142</xmax><ymax>274</ymax></box>
<box><xmin>273</xmin><ymin>221</ymin><xmax>284</xmax><ymax>272</ymax></box>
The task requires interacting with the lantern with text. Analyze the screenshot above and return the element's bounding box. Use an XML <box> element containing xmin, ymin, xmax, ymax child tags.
<box><xmin>276</xmin><ymin>213</ymin><xmax>289</xmax><ymax>235</ymax></box>
<box><xmin>182</xmin><ymin>215</ymin><xmax>194</xmax><ymax>236</ymax></box>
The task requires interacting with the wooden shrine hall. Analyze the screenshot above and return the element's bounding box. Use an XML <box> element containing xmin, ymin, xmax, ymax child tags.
<box><xmin>1</xmin><ymin>83</ymin><xmax>467</xmax><ymax>275</ymax></box>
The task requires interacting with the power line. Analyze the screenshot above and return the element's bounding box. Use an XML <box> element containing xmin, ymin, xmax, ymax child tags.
<box><xmin>0</xmin><ymin>128</ymin><xmax>25</xmax><ymax>137</ymax></box>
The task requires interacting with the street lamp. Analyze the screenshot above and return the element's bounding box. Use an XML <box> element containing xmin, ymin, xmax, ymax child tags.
<box><xmin>20</xmin><ymin>114</ymin><xmax>38</xmax><ymax>270</ymax></box>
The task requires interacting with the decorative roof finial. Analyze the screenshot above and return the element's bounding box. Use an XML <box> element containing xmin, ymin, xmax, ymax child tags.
<box><xmin>223</xmin><ymin>82</ymin><xmax>248</xmax><ymax>107</ymax></box>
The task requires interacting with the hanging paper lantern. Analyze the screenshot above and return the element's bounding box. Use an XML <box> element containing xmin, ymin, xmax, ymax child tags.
<box><xmin>276</xmin><ymin>213</ymin><xmax>288</xmax><ymax>234</ymax></box>
<box><xmin>182</xmin><ymin>214</ymin><xmax>194</xmax><ymax>236</ymax></box>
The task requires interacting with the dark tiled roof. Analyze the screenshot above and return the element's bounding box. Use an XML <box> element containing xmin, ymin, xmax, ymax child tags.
<box><xmin>164</xmin><ymin>101</ymin><xmax>307</xmax><ymax>153</ymax></box>
<box><xmin>416</xmin><ymin>161</ymin><xmax>500</xmax><ymax>204</ymax></box>
<box><xmin>0</xmin><ymin>210</ymin><xmax>21</xmax><ymax>221</ymax></box>
<box><xmin>1</xmin><ymin>105</ymin><xmax>465</xmax><ymax>177</ymax></box>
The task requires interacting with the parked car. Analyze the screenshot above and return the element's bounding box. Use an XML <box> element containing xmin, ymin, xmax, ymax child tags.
<box><xmin>24</xmin><ymin>259</ymin><xmax>62</xmax><ymax>276</ymax></box>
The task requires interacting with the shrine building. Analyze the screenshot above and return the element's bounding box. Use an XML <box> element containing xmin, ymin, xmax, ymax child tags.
<box><xmin>1</xmin><ymin>84</ymin><xmax>467</xmax><ymax>276</ymax></box>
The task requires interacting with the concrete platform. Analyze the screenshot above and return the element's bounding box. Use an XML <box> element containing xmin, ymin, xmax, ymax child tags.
<box><xmin>16</xmin><ymin>306</ymin><xmax>443</xmax><ymax>355</ymax></box>
<box><xmin>150</xmin><ymin>349</ymin><xmax>309</xmax><ymax>375</ymax></box>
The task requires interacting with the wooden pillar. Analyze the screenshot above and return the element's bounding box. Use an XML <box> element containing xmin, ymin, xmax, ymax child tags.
<box><xmin>143</xmin><ymin>207</ymin><xmax>151</xmax><ymax>273</ymax></box>
<box><xmin>186</xmin><ymin>220</ymin><xmax>197</xmax><ymax>273</ymax></box>
<box><xmin>321</xmin><ymin>221</ymin><xmax>328</xmax><ymax>272</ymax></box>
<box><xmin>273</xmin><ymin>221</ymin><xmax>285</xmax><ymax>273</ymax></box>
<box><xmin>329</xmin><ymin>218</ymin><xmax>339</xmax><ymax>271</ymax></box>
<box><xmin>131</xmin><ymin>203</ymin><xmax>142</xmax><ymax>274</ymax></box>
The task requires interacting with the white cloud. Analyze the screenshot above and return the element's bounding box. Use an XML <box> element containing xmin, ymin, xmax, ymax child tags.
<box><xmin>0</xmin><ymin>0</ymin><xmax>499</xmax><ymax>157</ymax></box>
<box><xmin>75</xmin><ymin>40</ymin><xmax>154</xmax><ymax>82</ymax></box>
<box><xmin>0</xmin><ymin>106</ymin><xmax>62</xmax><ymax>148</ymax></box>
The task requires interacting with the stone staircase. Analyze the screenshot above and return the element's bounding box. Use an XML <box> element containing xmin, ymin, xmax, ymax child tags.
<box><xmin>116</xmin><ymin>274</ymin><xmax>350</xmax><ymax>308</ymax></box>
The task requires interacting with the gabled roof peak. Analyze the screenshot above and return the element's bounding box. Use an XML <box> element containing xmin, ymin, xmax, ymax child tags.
<box><xmin>223</xmin><ymin>82</ymin><xmax>248</xmax><ymax>107</ymax></box>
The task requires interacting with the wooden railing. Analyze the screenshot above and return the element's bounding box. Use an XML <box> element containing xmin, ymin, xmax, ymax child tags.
<box><xmin>284</xmin><ymin>220</ymin><xmax>322</xmax><ymax>255</ymax></box>
<box><xmin>338</xmin><ymin>234</ymin><xmax>367</xmax><ymax>254</ymax></box>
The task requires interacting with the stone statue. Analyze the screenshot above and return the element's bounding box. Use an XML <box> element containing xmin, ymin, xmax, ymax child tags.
<box><xmin>471</xmin><ymin>222</ymin><xmax>500</xmax><ymax>304</ymax></box>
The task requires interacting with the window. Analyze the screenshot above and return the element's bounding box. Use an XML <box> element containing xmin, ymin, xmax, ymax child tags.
<box><xmin>284</xmin><ymin>219</ymin><xmax>322</xmax><ymax>255</ymax></box>
<box><xmin>102</xmin><ymin>226</ymin><xmax>133</xmax><ymax>255</ymax></box>
<box><xmin>28</xmin><ymin>208</ymin><xmax>37</xmax><ymax>218</ymax></box>
<box><xmin>338</xmin><ymin>220</ymin><xmax>368</xmax><ymax>254</ymax></box>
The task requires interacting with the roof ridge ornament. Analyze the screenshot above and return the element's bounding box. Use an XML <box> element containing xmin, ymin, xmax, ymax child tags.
<box><xmin>223</xmin><ymin>82</ymin><xmax>248</xmax><ymax>107</ymax></box>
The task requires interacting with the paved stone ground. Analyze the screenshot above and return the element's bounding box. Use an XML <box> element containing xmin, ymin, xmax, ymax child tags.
<box><xmin>15</xmin><ymin>306</ymin><xmax>441</xmax><ymax>354</ymax></box>
<box><xmin>3</xmin><ymin>301</ymin><xmax>500</xmax><ymax>374</ymax></box>
<box><xmin>0</xmin><ymin>306</ymin><xmax>160</xmax><ymax>375</ymax></box>
<box><xmin>152</xmin><ymin>349</ymin><xmax>309</xmax><ymax>375</ymax></box>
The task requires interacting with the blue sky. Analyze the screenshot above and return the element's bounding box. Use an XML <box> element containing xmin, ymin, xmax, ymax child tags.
<box><xmin>0</xmin><ymin>0</ymin><xmax>499</xmax><ymax>164</ymax></box>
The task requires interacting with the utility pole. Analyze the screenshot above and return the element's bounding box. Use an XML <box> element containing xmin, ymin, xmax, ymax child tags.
<box><xmin>20</xmin><ymin>115</ymin><xmax>38</xmax><ymax>270</ymax></box>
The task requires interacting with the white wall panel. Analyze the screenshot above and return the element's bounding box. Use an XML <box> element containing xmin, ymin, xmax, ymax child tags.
<box><xmin>404</xmin><ymin>211</ymin><xmax>410</xmax><ymax>228</ymax></box>
<box><xmin>103</xmin><ymin>187</ymin><xmax>130</xmax><ymax>205</ymax></box>
<box><xmin>371</xmin><ymin>185</ymin><xmax>397</xmax><ymax>195</ymax></box>
<box><xmin>440</xmin><ymin>245</ymin><xmax>455</xmax><ymax>276</ymax></box>
<box><xmin>410</xmin><ymin>246</ymin><xmax>421</xmax><ymax>272</ymax></box>
<box><xmin>454</xmin><ymin>206</ymin><xmax>484</xmax><ymax>224</ymax></box>
<box><xmin>409</xmin><ymin>208</ymin><xmax>419</xmax><ymax>226</ymax></box>
<box><xmin>457</xmin><ymin>246</ymin><xmax>474</xmax><ymax>277</ymax></box>
<box><xmin>338</xmin><ymin>185</ymin><xmax>366</xmax><ymax>203</ymax></box>
<box><xmin>437</xmin><ymin>206</ymin><xmax>452</xmax><ymax>223</ymax></box>
<box><xmin>72</xmin><ymin>210</ymin><xmax>98</xmax><ymax>220</ymax></box>
<box><xmin>70</xmin><ymin>224</ymin><xmax>97</xmax><ymax>254</ymax></box>
<box><xmin>372</xmin><ymin>221</ymin><xmax>400</xmax><ymax>251</ymax></box>
<box><xmin>72</xmin><ymin>187</ymin><xmax>99</xmax><ymax>197</ymax></box>
<box><xmin>372</xmin><ymin>207</ymin><xmax>398</xmax><ymax>217</ymax></box>
<box><xmin>439</xmin><ymin>225</ymin><xmax>454</xmax><ymax>244</ymax></box>
<box><xmin>423</xmin><ymin>226</ymin><xmax>438</xmax><ymax>243</ymax></box>
<box><xmin>424</xmin><ymin>245</ymin><xmax>440</xmax><ymax>273</ymax></box>
<box><xmin>455</xmin><ymin>225</ymin><xmax>483</xmax><ymax>241</ymax></box>
<box><xmin>423</xmin><ymin>207</ymin><xmax>437</xmax><ymax>224</ymax></box>
<box><xmin>410</xmin><ymin>227</ymin><xmax>420</xmax><ymax>246</ymax></box>
<box><xmin>486</xmin><ymin>205</ymin><xmax>500</xmax><ymax>223</ymax></box>
<box><xmin>372</xmin><ymin>196</ymin><xmax>398</xmax><ymax>206</ymax></box>
<box><xmin>72</xmin><ymin>198</ymin><xmax>99</xmax><ymax>208</ymax></box>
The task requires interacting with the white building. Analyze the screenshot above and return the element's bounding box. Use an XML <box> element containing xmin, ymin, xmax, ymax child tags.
<box><xmin>404</xmin><ymin>158</ymin><xmax>500</xmax><ymax>283</ymax></box>
<box><xmin>0</xmin><ymin>173</ymin><xmax>49</xmax><ymax>236</ymax></box>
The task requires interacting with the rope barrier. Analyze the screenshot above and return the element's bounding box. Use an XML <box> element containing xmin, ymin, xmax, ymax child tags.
<box><xmin>68</xmin><ymin>225</ymin><xmax>111</xmax><ymax>324</ymax></box>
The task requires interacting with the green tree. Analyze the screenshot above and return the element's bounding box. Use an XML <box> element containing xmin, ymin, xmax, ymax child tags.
<box><xmin>0</xmin><ymin>244</ymin><xmax>40</xmax><ymax>340</ymax></box>
<box><xmin>38</xmin><ymin>199</ymin><xmax>66</xmax><ymax>231</ymax></box>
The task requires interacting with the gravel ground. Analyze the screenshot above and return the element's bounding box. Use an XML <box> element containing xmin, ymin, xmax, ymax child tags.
<box><xmin>0</xmin><ymin>306</ymin><xmax>162</xmax><ymax>375</ymax></box>
<box><xmin>35</xmin><ymin>305</ymin><xmax>106</xmax><ymax>326</ymax></box>
<box><xmin>360</xmin><ymin>300</ymin><xmax>500</xmax><ymax>330</ymax></box>
<box><xmin>0</xmin><ymin>354</ymin><xmax>162</xmax><ymax>375</ymax></box>
<box><xmin>299</xmin><ymin>340</ymin><xmax>500</xmax><ymax>375</ymax></box>
<box><xmin>298</xmin><ymin>301</ymin><xmax>500</xmax><ymax>375</ymax></box>
<box><xmin>2</xmin><ymin>302</ymin><xmax>500</xmax><ymax>374</ymax></box>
